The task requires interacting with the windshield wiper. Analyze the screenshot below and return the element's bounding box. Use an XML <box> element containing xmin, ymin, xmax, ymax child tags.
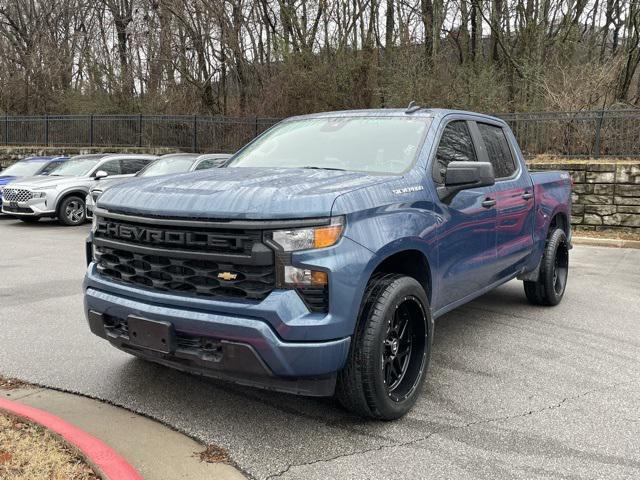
<box><xmin>300</xmin><ymin>166</ymin><xmax>346</xmax><ymax>171</ymax></box>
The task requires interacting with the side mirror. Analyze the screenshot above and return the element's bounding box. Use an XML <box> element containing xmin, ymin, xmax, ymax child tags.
<box><xmin>437</xmin><ymin>161</ymin><xmax>495</xmax><ymax>202</ymax></box>
<box><xmin>94</xmin><ymin>170</ymin><xmax>109</xmax><ymax>180</ymax></box>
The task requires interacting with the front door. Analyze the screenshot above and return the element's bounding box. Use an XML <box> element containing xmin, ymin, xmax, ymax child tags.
<box><xmin>431</xmin><ymin>119</ymin><xmax>497</xmax><ymax>309</ymax></box>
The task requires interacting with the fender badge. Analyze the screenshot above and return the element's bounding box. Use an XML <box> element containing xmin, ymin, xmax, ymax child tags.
<box><xmin>392</xmin><ymin>185</ymin><xmax>424</xmax><ymax>195</ymax></box>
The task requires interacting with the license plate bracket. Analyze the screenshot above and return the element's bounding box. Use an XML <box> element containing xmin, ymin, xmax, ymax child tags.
<box><xmin>127</xmin><ymin>316</ymin><xmax>175</xmax><ymax>354</ymax></box>
<box><xmin>9</xmin><ymin>201</ymin><xmax>18</xmax><ymax>208</ymax></box>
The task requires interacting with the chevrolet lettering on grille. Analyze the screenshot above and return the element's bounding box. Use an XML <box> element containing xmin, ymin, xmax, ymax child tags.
<box><xmin>96</xmin><ymin>218</ymin><xmax>246</xmax><ymax>250</ymax></box>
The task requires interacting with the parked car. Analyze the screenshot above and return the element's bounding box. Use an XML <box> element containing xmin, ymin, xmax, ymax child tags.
<box><xmin>2</xmin><ymin>154</ymin><xmax>156</xmax><ymax>225</ymax></box>
<box><xmin>84</xmin><ymin>108</ymin><xmax>572</xmax><ymax>419</ymax></box>
<box><xmin>85</xmin><ymin>152</ymin><xmax>231</xmax><ymax>218</ymax></box>
<box><xmin>0</xmin><ymin>156</ymin><xmax>69</xmax><ymax>211</ymax></box>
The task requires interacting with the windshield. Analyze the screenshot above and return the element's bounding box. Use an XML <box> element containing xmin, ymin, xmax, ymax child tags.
<box><xmin>1</xmin><ymin>160</ymin><xmax>47</xmax><ymax>177</ymax></box>
<box><xmin>49</xmin><ymin>159</ymin><xmax>100</xmax><ymax>176</ymax></box>
<box><xmin>227</xmin><ymin>117</ymin><xmax>431</xmax><ymax>174</ymax></box>
<box><xmin>138</xmin><ymin>157</ymin><xmax>196</xmax><ymax>177</ymax></box>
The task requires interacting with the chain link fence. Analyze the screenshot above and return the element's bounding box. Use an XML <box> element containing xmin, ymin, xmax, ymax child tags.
<box><xmin>1</xmin><ymin>110</ymin><xmax>639</xmax><ymax>156</ymax></box>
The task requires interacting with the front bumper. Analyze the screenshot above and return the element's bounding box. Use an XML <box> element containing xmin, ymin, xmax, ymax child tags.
<box><xmin>0</xmin><ymin>195</ymin><xmax>55</xmax><ymax>217</ymax></box>
<box><xmin>83</xmin><ymin>228</ymin><xmax>376</xmax><ymax>395</ymax></box>
<box><xmin>84</xmin><ymin>264</ymin><xmax>357</xmax><ymax>396</ymax></box>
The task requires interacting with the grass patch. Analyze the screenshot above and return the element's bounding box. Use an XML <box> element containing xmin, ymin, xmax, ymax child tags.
<box><xmin>0</xmin><ymin>413</ymin><xmax>99</xmax><ymax>480</ymax></box>
<box><xmin>0</xmin><ymin>377</ymin><xmax>30</xmax><ymax>391</ymax></box>
<box><xmin>196</xmin><ymin>444</ymin><xmax>232</xmax><ymax>464</ymax></box>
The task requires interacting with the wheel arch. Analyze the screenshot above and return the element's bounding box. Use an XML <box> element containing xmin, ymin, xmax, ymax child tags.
<box><xmin>366</xmin><ymin>247</ymin><xmax>433</xmax><ymax>305</ymax></box>
<box><xmin>55</xmin><ymin>189</ymin><xmax>89</xmax><ymax>213</ymax></box>
<box><xmin>548</xmin><ymin>210</ymin><xmax>570</xmax><ymax>237</ymax></box>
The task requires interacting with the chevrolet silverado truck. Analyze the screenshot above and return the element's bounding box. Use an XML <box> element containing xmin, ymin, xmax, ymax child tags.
<box><xmin>86</xmin><ymin>153</ymin><xmax>231</xmax><ymax>219</ymax></box>
<box><xmin>84</xmin><ymin>108</ymin><xmax>571</xmax><ymax>420</ymax></box>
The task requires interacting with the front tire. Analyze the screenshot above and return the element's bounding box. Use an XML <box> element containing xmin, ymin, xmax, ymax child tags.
<box><xmin>336</xmin><ymin>274</ymin><xmax>433</xmax><ymax>420</ymax></box>
<box><xmin>524</xmin><ymin>228</ymin><xmax>569</xmax><ymax>306</ymax></box>
<box><xmin>57</xmin><ymin>196</ymin><xmax>86</xmax><ymax>226</ymax></box>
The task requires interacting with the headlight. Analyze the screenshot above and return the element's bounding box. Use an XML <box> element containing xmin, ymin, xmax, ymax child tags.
<box><xmin>271</xmin><ymin>217</ymin><xmax>344</xmax><ymax>251</ymax></box>
<box><xmin>31</xmin><ymin>191</ymin><xmax>47</xmax><ymax>198</ymax></box>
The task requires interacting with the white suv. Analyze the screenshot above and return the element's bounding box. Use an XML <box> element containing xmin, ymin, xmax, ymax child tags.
<box><xmin>1</xmin><ymin>153</ymin><xmax>156</xmax><ymax>226</ymax></box>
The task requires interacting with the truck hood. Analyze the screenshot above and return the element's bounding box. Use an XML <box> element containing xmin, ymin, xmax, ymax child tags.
<box><xmin>98</xmin><ymin>167</ymin><xmax>395</xmax><ymax>219</ymax></box>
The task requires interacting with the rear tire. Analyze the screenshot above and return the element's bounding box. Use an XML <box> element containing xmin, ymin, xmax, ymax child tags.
<box><xmin>57</xmin><ymin>196</ymin><xmax>86</xmax><ymax>226</ymax></box>
<box><xmin>524</xmin><ymin>228</ymin><xmax>569</xmax><ymax>306</ymax></box>
<box><xmin>336</xmin><ymin>274</ymin><xmax>433</xmax><ymax>420</ymax></box>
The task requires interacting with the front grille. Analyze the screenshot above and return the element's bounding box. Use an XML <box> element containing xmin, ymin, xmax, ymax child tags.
<box><xmin>93</xmin><ymin>215</ymin><xmax>276</xmax><ymax>301</ymax></box>
<box><xmin>3</xmin><ymin>188</ymin><xmax>32</xmax><ymax>203</ymax></box>
<box><xmin>95</xmin><ymin>245</ymin><xmax>275</xmax><ymax>300</ymax></box>
<box><xmin>2</xmin><ymin>205</ymin><xmax>34</xmax><ymax>214</ymax></box>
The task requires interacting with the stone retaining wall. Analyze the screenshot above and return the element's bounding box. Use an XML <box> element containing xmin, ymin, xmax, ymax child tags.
<box><xmin>0</xmin><ymin>146</ymin><xmax>178</xmax><ymax>168</ymax></box>
<box><xmin>527</xmin><ymin>161</ymin><xmax>640</xmax><ymax>232</ymax></box>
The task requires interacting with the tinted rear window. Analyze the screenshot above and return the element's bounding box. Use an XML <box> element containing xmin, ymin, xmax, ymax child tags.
<box><xmin>478</xmin><ymin>123</ymin><xmax>516</xmax><ymax>178</ymax></box>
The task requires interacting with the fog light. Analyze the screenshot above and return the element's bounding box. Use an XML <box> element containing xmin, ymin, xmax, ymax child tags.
<box><xmin>283</xmin><ymin>266</ymin><xmax>328</xmax><ymax>286</ymax></box>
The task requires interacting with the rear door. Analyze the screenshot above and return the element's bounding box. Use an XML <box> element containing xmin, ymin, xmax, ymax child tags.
<box><xmin>120</xmin><ymin>158</ymin><xmax>154</xmax><ymax>175</ymax></box>
<box><xmin>472</xmin><ymin>121</ymin><xmax>535</xmax><ymax>280</ymax></box>
<box><xmin>431</xmin><ymin>119</ymin><xmax>497</xmax><ymax>309</ymax></box>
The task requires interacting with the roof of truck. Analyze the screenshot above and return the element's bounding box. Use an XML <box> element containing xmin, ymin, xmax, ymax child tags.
<box><xmin>287</xmin><ymin>108</ymin><xmax>505</xmax><ymax>124</ymax></box>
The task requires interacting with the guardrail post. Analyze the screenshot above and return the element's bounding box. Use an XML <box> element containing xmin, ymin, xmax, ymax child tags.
<box><xmin>593</xmin><ymin>110</ymin><xmax>605</xmax><ymax>158</ymax></box>
<box><xmin>254</xmin><ymin>116</ymin><xmax>258</xmax><ymax>138</ymax></box>
<box><xmin>44</xmin><ymin>114</ymin><xmax>49</xmax><ymax>146</ymax></box>
<box><xmin>89</xmin><ymin>114</ymin><xmax>94</xmax><ymax>146</ymax></box>
<box><xmin>192</xmin><ymin>115</ymin><xmax>198</xmax><ymax>152</ymax></box>
<box><xmin>4</xmin><ymin>115</ymin><xmax>8</xmax><ymax>145</ymax></box>
<box><xmin>138</xmin><ymin>114</ymin><xmax>143</xmax><ymax>147</ymax></box>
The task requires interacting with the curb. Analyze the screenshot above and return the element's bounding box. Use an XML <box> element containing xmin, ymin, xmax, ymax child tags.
<box><xmin>0</xmin><ymin>396</ymin><xmax>143</xmax><ymax>480</ymax></box>
<box><xmin>572</xmin><ymin>236</ymin><xmax>640</xmax><ymax>249</ymax></box>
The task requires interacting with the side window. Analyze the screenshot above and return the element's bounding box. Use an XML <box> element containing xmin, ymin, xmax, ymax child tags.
<box><xmin>433</xmin><ymin>120</ymin><xmax>477</xmax><ymax>183</ymax></box>
<box><xmin>194</xmin><ymin>158</ymin><xmax>224</xmax><ymax>170</ymax></box>
<box><xmin>99</xmin><ymin>159</ymin><xmax>121</xmax><ymax>176</ymax></box>
<box><xmin>478</xmin><ymin>123</ymin><xmax>516</xmax><ymax>179</ymax></box>
<box><xmin>120</xmin><ymin>158</ymin><xmax>152</xmax><ymax>175</ymax></box>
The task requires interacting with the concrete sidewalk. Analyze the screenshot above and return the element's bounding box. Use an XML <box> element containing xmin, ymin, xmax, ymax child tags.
<box><xmin>572</xmin><ymin>235</ymin><xmax>640</xmax><ymax>249</ymax></box>
<box><xmin>1</xmin><ymin>387</ymin><xmax>246</xmax><ymax>480</ymax></box>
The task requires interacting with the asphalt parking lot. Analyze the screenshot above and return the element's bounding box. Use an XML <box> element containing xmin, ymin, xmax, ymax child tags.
<box><xmin>0</xmin><ymin>216</ymin><xmax>639</xmax><ymax>480</ymax></box>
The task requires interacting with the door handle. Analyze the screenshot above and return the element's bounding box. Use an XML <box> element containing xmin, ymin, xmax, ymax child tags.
<box><xmin>482</xmin><ymin>198</ymin><xmax>496</xmax><ymax>208</ymax></box>
<box><xmin>522</xmin><ymin>192</ymin><xmax>533</xmax><ymax>200</ymax></box>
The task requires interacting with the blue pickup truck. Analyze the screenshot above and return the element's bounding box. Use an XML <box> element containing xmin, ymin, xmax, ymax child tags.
<box><xmin>84</xmin><ymin>108</ymin><xmax>571</xmax><ymax>419</ymax></box>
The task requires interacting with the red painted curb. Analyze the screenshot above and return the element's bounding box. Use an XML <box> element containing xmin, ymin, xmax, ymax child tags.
<box><xmin>0</xmin><ymin>396</ymin><xmax>144</xmax><ymax>480</ymax></box>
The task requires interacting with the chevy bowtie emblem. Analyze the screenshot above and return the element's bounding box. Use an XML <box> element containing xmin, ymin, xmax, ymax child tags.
<box><xmin>218</xmin><ymin>272</ymin><xmax>238</xmax><ymax>281</ymax></box>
